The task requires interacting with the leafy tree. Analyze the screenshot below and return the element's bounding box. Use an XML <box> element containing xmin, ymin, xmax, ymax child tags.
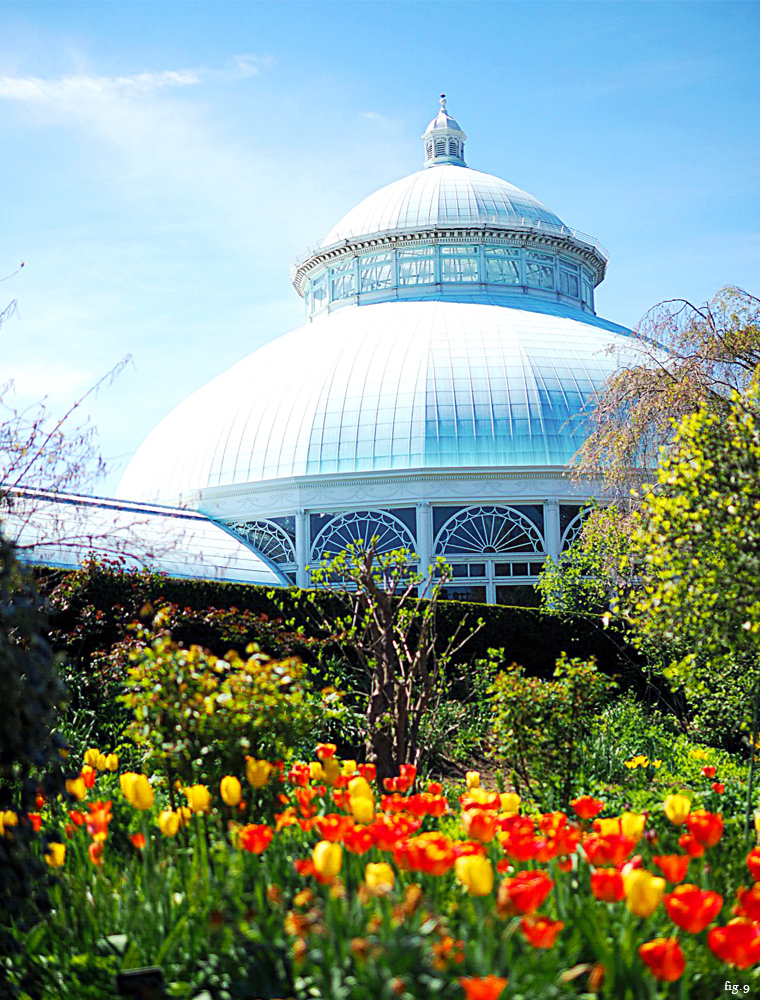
<box><xmin>621</xmin><ymin>379</ymin><xmax>760</xmax><ymax>831</ymax></box>
<box><xmin>307</xmin><ymin>542</ymin><xmax>482</xmax><ymax>780</ymax></box>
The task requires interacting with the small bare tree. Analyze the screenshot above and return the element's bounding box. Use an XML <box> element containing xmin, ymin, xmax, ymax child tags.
<box><xmin>309</xmin><ymin>541</ymin><xmax>482</xmax><ymax>781</ymax></box>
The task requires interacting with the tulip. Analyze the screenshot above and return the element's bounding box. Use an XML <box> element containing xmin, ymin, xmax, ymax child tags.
<box><xmin>639</xmin><ymin>937</ymin><xmax>685</xmax><ymax>981</ymax></box>
<box><xmin>220</xmin><ymin>776</ymin><xmax>242</xmax><ymax>807</ymax></box>
<box><xmin>344</xmin><ymin>825</ymin><xmax>374</xmax><ymax>855</ymax></box>
<box><xmin>119</xmin><ymin>773</ymin><xmax>154</xmax><ymax>811</ymax></box>
<box><xmin>664</xmin><ymin>884</ymin><xmax>723</xmax><ymax>933</ymax></box>
<box><xmin>84</xmin><ymin>748</ymin><xmax>101</xmax><ymax>768</ymax></box>
<box><xmin>81</xmin><ymin>765</ymin><xmax>97</xmax><ymax>790</ymax></box>
<box><xmin>702</xmin><ymin>765</ymin><xmax>717</xmax><ymax>778</ymax></box>
<box><xmin>315</xmin><ymin>813</ymin><xmax>350</xmax><ymax>842</ymax></box>
<box><xmin>341</xmin><ymin>759</ymin><xmax>357</xmax><ymax>776</ymax></box>
<box><xmin>462</xmin><ymin>809</ymin><xmax>497</xmax><ymax>844</ymax></box>
<box><xmin>323</xmin><ymin>758</ymin><xmax>341</xmax><ymax>785</ymax></box>
<box><xmin>737</xmin><ymin>883</ymin><xmax>760</xmax><ymax>920</ymax></box>
<box><xmin>65</xmin><ymin>777</ymin><xmax>87</xmax><ymax>802</ymax></box>
<box><xmin>158</xmin><ymin>810</ymin><xmax>180</xmax><ymax>837</ymax></box>
<box><xmin>105</xmin><ymin>753</ymin><xmax>119</xmax><ymax>771</ymax></box>
<box><xmin>520</xmin><ymin>915</ymin><xmax>564</xmax><ymax>948</ymax></box>
<box><xmin>239</xmin><ymin>823</ymin><xmax>273</xmax><ymax>854</ymax></box>
<box><xmin>129</xmin><ymin>833</ymin><xmax>146</xmax><ymax>850</ymax></box>
<box><xmin>582</xmin><ymin>833</ymin><xmax>636</xmax><ymax>867</ymax></box>
<box><xmin>348</xmin><ymin>776</ymin><xmax>374</xmax><ymax>801</ymax></box>
<box><xmin>590</xmin><ymin>868</ymin><xmax>625</xmax><ymax>902</ymax></box>
<box><xmin>499</xmin><ymin>792</ymin><xmax>520</xmax><ymax>814</ymax></box>
<box><xmin>624</xmin><ymin>870</ymin><xmax>665</xmax><ymax>917</ymax></box>
<box><xmin>365</xmin><ymin>862</ymin><xmax>395</xmax><ymax>896</ymax></box>
<box><xmin>664</xmin><ymin>794</ymin><xmax>691</xmax><ymax>826</ymax></box>
<box><xmin>308</xmin><ymin>761</ymin><xmax>325</xmax><ymax>781</ymax></box>
<box><xmin>678</xmin><ymin>832</ymin><xmax>706</xmax><ymax>858</ymax></box>
<box><xmin>358</xmin><ymin>763</ymin><xmax>376</xmax><ymax>782</ymax></box>
<box><xmin>315</xmin><ymin>743</ymin><xmax>336</xmax><ymax>760</ymax></box>
<box><xmin>184</xmin><ymin>785</ymin><xmax>211</xmax><ymax>813</ymax></box>
<box><xmin>686</xmin><ymin>809</ymin><xmax>723</xmax><ymax>847</ymax></box>
<box><xmin>620</xmin><ymin>812</ymin><xmax>647</xmax><ymax>841</ymax></box>
<box><xmin>0</xmin><ymin>810</ymin><xmax>18</xmax><ymax>837</ymax></box>
<box><xmin>349</xmin><ymin>796</ymin><xmax>374</xmax><ymax>825</ymax></box>
<box><xmin>747</xmin><ymin>847</ymin><xmax>760</xmax><ymax>881</ymax></box>
<box><xmin>466</xmin><ymin>770</ymin><xmax>481</xmax><ymax>789</ymax></box>
<box><xmin>455</xmin><ymin>854</ymin><xmax>494</xmax><ymax>896</ymax></box>
<box><xmin>712</xmin><ymin>782</ymin><xmax>726</xmax><ymax>794</ymax></box>
<box><xmin>85</xmin><ymin>801</ymin><xmax>112</xmax><ymax>843</ymax></box>
<box><xmin>245</xmin><ymin>757</ymin><xmax>272</xmax><ymax>788</ymax></box>
<box><xmin>708</xmin><ymin>920</ymin><xmax>760</xmax><ymax>969</ymax></box>
<box><xmin>653</xmin><ymin>854</ymin><xmax>690</xmax><ymax>883</ymax></box>
<box><xmin>593</xmin><ymin>817</ymin><xmax>621</xmax><ymax>837</ymax></box>
<box><xmin>571</xmin><ymin>796</ymin><xmax>604</xmax><ymax>820</ymax></box>
<box><xmin>45</xmin><ymin>842</ymin><xmax>66</xmax><ymax>867</ymax></box>
<box><xmin>313</xmin><ymin>840</ymin><xmax>342</xmax><ymax>879</ymax></box>
<box><xmin>496</xmin><ymin>870</ymin><xmax>553</xmax><ymax>916</ymax></box>
<box><xmin>458</xmin><ymin>976</ymin><xmax>508</xmax><ymax>1000</ymax></box>
<box><xmin>88</xmin><ymin>841</ymin><xmax>104</xmax><ymax>866</ymax></box>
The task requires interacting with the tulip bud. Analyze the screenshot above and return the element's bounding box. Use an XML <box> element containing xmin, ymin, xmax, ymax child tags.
<box><xmin>84</xmin><ymin>748</ymin><xmax>100</xmax><ymax>768</ymax></box>
<box><xmin>245</xmin><ymin>757</ymin><xmax>272</xmax><ymax>789</ymax></box>
<box><xmin>350</xmin><ymin>796</ymin><xmax>375</xmax><ymax>825</ymax></box>
<box><xmin>624</xmin><ymin>869</ymin><xmax>665</xmax><ymax>917</ymax></box>
<box><xmin>466</xmin><ymin>771</ymin><xmax>481</xmax><ymax>789</ymax></box>
<box><xmin>65</xmin><ymin>777</ymin><xmax>87</xmax><ymax>802</ymax></box>
<box><xmin>184</xmin><ymin>785</ymin><xmax>211</xmax><ymax>813</ymax></box>
<box><xmin>220</xmin><ymin>776</ymin><xmax>242</xmax><ymax>807</ymax></box>
<box><xmin>158</xmin><ymin>810</ymin><xmax>180</xmax><ymax>837</ymax></box>
<box><xmin>313</xmin><ymin>840</ymin><xmax>343</xmax><ymax>879</ymax></box>
<box><xmin>664</xmin><ymin>795</ymin><xmax>691</xmax><ymax>826</ymax></box>
<box><xmin>105</xmin><ymin>753</ymin><xmax>119</xmax><ymax>771</ymax></box>
<box><xmin>365</xmin><ymin>862</ymin><xmax>395</xmax><ymax>896</ymax></box>
<box><xmin>455</xmin><ymin>854</ymin><xmax>494</xmax><ymax>896</ymax></box>
<box><xmin>44</xmin><ymin>842</ymin><xmax>66</xmax><ymax>868</ymax></box>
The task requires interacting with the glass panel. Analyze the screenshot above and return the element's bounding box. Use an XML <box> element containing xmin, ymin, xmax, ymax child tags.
<box><xmin>359</xmin><ymin>252</ymin><xmax>392</xmax><ymax>265</ymax></box>
<box><xmin>484</xmin><ymin>247</ymin><xmax>520</xmax><ymax>257</ymax></box>
<box><xmin>527</xmin><ymin>251</ymin><xmax>553</xmax><ymax>262</ymax></box>
<box><xmin>495</xmin><ymin>585</ymin><xmax>540</xmax><ymax>607</ymax></box>
<box><xmin>398</xmin><ymin>258</ymin><xmax>434</xmax><ymax>285</ymax></box>
<box><xmin>582</xmin><ymin>280</ymin><xmax>593</xmax><ymax>305</ymax></box>
<box><xmin>360</xmin><ymin>263</ymin><xmax>393</xmax><ymax>292</ymax></box>
<box><xmin>468</xmin><ymin>563</ymin><xmax>486</xmax><ymax>577</ymax></box>
<box><xmin>485</xmin><ymin>258</ymin><xmax>520</xmax><ymax>284</ymax></box>
<box><xmin>441</xmin><ymin>245</ymin><xmax>479</xmax><ymax>255</ymax></box>
<box><xmin>441</xmin><ymin>256</ymin><xmax>479</xmax><ymax>283</ymax></box>
<box><xmin>398</xmin><ymin>248</ymin><xmax>434</xmax><ymax>258</ymax></box>
<box><xmin>559</xmin><ymin>258</ymin><xmax>579</xmax><ymax>273</ymax></box>
<box><xmin>509</xmin><ymin>562</ymin><xmax>528</xmax><ymax>576</ymax></box>
<box><xmin>525</xmin><ymin>261</ymin><xmax>554</xmax><ymax>289</ymax></box>
<box><xmin>559</xmin><ymin>270</ymin><xmax>579</xmax><ymax>297</ymax></box>
<box><xmin>441</xmin><ymin>584</ymin><xmax>488</xmax><ymax>603</ymax></box>
<box><xmin>331</xmin><ymin>269</ymin><xmax>356</xmax><ymax>300</ymax></box>
<box><xmin>312</xmin><ymin>276</ymin><xmax>327</xmax><ymax>309</ymax></box>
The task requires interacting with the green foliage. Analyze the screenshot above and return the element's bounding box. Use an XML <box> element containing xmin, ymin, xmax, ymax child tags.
<box><xmin>120</xmin><ymin>623</ymin><xmax>320</xmax><ymax>786</ymax></box>
<box><xmin>490</xmin><ymin>652</ymin><xmax>616</xmax><ymax>808</ymax></box>
<box><xmin>624</xmin><ymin>379</ymin><xmax>760</xmax><ymax>735</ymax></box>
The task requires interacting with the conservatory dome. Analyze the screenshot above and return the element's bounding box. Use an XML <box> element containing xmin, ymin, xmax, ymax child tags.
<box><xmin>117</xmin><ymin>97</ymin><xmax>633</xmax><ymax>603</ymax></box>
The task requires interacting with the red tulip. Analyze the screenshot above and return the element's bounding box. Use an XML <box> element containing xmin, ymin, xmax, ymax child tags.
<box><xmin>638</xmin><ymin>937</ymin><xmax>685</xmax><ymax>981</ymax></box>
<box><xmin>664</xmin><ymin>884</ymin><xmax>723</xmax><ymax>933</ymax></box>
<box><xmin>653</xmin><ymin>854</ymin><xmax>690</xmax><ymax>883</ymax></box>
<box><xmin>708</xmin><ymin>920</ymin><xmax>760</xmax><ymax>969</ymax></box>
<box><xmin>590</xmin><ymin>868</ymin><xmax>625</xmax><ymax>902</ymax></box>
<box><xmin>520</xmin><ymin>915</ymin><xmax>564</xmax><ymax>948</ymax></box>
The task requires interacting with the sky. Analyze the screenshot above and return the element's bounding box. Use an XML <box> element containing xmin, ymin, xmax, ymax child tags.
<box><xmin>1</xmin><ymin>0</ymin><xmax>759</xmax><ymax>498</ymax></box>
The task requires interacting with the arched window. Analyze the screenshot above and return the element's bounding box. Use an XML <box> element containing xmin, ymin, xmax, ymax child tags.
<box><xmin>560</xmin><ymin>510</ymin><xmax>588</xmax><ymax>552</ymax></box>
<box><xmin>435</xmin><ymin>506</ymin><xmax>545</xmax><ymax>556</ymax></box>
<box><xmin>227</xmin><ymin>519</ymin><xmax>296</xmax><ymax>566</ymax></box>
<box><xmin>426</xmin><ymin>141</ymin><xmax>433</xmax><ymax>159</ymax></box>
<box><xmin>448</xmin><ymin>138</ymin><xmax>459</xmax><ymax>156</ymax></box>
<box><xmin>434</xmin><ymin>138</ymin><xmax>446</xmax><ymax>157</ymax></box>
<box><xmin>311</xmin><ymin>510</ymin><xmax>416</xmax><ymax>564</ymax></box>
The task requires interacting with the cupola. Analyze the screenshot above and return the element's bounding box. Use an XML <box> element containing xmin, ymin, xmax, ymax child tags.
<box><xmin>422</xmin><ymin>94</ymin><xmax>467</xmax><ymax>167</ymax></box>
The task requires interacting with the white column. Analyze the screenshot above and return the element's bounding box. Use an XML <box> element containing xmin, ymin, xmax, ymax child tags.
<box><xmin>415</xmin><ymin>501</ymin><xmax>433</xmax><ymax>598</ymax></box>
<box><xmin>295</xmin><ymin>509</ymin><xmax>310</xmax><ymax>588</ymax></box>
<box><xmin>544</xmin><ymin>499</ymin><xmax>561</xmax><ymax>562</ymax></box>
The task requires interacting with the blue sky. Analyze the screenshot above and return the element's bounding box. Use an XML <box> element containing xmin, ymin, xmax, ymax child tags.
<box><xmin>1</xmin><ymin>0</ymin><xmax>758</xmax><ymax>497</ymax></box>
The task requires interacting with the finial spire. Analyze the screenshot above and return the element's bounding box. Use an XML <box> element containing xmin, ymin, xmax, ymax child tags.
<box><xmin>422</xmin><ymin>95</ymin><xmax>467</xmax><ymax>168</ymax></box>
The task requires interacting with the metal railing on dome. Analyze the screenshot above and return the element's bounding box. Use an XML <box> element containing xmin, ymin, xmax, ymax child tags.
<box><xmin>290</xmin><ymin>217</ymin><xmax>610</xmax><ymax>278</ymax></box>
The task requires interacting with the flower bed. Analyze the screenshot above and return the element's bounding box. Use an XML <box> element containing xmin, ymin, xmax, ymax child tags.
<box><xmin>5</xmin><ymin>745</ymin><xmax>760</xmax><ymax>999</ymax></box>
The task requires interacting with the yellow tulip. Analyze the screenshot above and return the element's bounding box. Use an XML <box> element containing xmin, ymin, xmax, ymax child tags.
<box><xmin>348</xmin><ymin>776</ymin><xmax>373</xmax><ymax>801</ymax></box>
<box><xmin>620</xmin><ymin>812</ymin><xmax>647</xmax><ymax>841</ymax></box>
<box><xmin>323</xmin><ymin>759</ymin><xmax>341</xmax><ymax>785</ymax></box>
<box><xmin>84</xmin><ymin>748</ymin><xmax>101</xmax><ymax>768</ymax></box>
<box><xmin>350</xmin><ymin>796</ymin><xmax>375</xmax><ymax>825</ymax></box>
<box><xmin>466</xmin><ymin>770</ymin><xmax>481</xmax><ymax>789</ymax></box>
<box><xmin>651</xmin><ymin>759</ymin><xmax>662</xmax><ymax>769</ymax></box>
<box><xmin>220</xmin><ymin>776</ymin><xmax>242</xmax><ymax>807</ymax></box>
<box><xmin>365</xmin><ymin>862</ymin><xmax>395</xmax><ymax>896</ymax></box>
<box><xmin>341</xmin><ymin>760</ymin><xmax>358</xmax><ymax>776</ymax></box>
<box><xmin>45</xmin><ymin>842</ymin><xmax>66</xmax><ymax>867</ymax></box>
<box><xmin>455</xmin><ymin>854</ymin><xmax>494</xmax><ymax>897</ymax></box>
<box><xmin>0</xmin><ymin>810</ymin><xmax>18</xmax><ymax>837</ymax></box>
<box><xmin>499</xmin><ymin>792</ymin><xmax>521</xmax><ymax>814</ymax></box>
<box><xmin>624</xmin><ymin>870</ymin><xmax>665</xmax><ymax>917</ymax></box>
<box><xmin>158</xmin><ymin>810</ymin><xmax>180</xmax><ymax>837</ymax></box>
<box><xmin>245</xmin><ymin>757</ymin><xmax>272</xmax><ymax>788</ymax></box>
<box><xmin>309</xmin><ymin>761</ymin><xmax>325</xmax><ymax>781</ymax></box>
<box><xmin>594</xmin><ymin>817</ymin><xmax>622</xmax><ymax>837</ymax></box>
<box><xmin>664</xmin><ymin>794</ymin><xmax>691</xmax><ymax>826</ymax></box>
<box><xmin>313</xmin><ymin>840</ymin><xmax>342</xmax><ymax>879</ymax></box>
<box><xmin>95</xmin><ymin>753</ymin><xmax>108</xmax><ymax>771</ymax></box>
<box><xmin>65</xmin><ymin>777</ymin><xmax>87</xmax><ymax>802</ymax></box>
<box><xmin>184</xmin><ymin>785</ymin><xmax>211</xmax><ymax>813</ymax></box>
<box><xmin>120</xmin><ymin>773</ymin><xmax>155</xmax><ymax>811</ymax></box>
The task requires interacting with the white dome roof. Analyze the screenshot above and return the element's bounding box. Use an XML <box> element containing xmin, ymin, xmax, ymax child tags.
<box><xmin>117</xmin><ymin>299</ymin><xmax>633</xmax><ymax>506</ymax></box>
<box><xmin>321</xmin><ymin>165</ymin><xmax>565</xmax><ymax>246</ymax></box>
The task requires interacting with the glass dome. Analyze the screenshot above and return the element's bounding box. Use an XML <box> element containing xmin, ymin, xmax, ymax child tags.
<box><xmin>117</xmin><ymin>298</ymin><xmax>634</xmax><ymax>505</ymax></box>
<box><xmin>321</xmin><ymin>165</ymin><xmax>565</xmax><ymax>246</ymax></box>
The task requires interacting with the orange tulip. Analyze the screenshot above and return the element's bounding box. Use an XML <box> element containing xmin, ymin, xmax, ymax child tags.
<box><xmin>664</xmin><ymin>884</ymin><xmax>723</xmax><ymax>933</ymax></box>
<box><xmin>571</xmin><ymin>796</ymin><xmax>604</xmax><ymax>820</ymax></box>
<box><xmin>496</xmin><ymin>870</ymin><xmax>553</xmax><ymax>917</ymax></box>
<box><xmin>747</xmin><ymin>848</ymin><xmax>760</xmax><ymax>881</ymax></box>
<box><xmin>708</xmin><ymin>920</ymin><xmax>760</xmax><ymax>969</ymax></box>
<box><xmin>85</xmin><ymin>801</ymin><xmax>112</xmax><ymax>843</ymax></box>
<box><xmin>458</xmin><ymin>976</ymin><xmax>508</xmax><ymax>1000</ymax></box>
<box><xmin>462</xmin><ymin>809</ymin><xmax>497</xmax><ymax>844</ymax></box>
<box><xmin>653</xmin><ymin>854</ymin><xmax>690</xmax><ymax>883</ymax></box>
<box><xmin>678</xmin><ymin>832</ymin><xmax>706</xmax><ymax>858</ymax></box>
<box><xmin>239</xmin><ymin>823</ymin><xmax>273</xmax><ymax>854</ymax></box>
<box><xmin>520</xmin><ymin>915</ymin><xmax>564</xmax><ymax>948</ymax></box>
<box><xmin>712</xmin><ymin>782</ymin><xmax>726</xmax><ymax>794</ymax></box>
<box><xmin>701</xmin><ymin>765</ymin><xmax>717</xmax><ymax>778</ymax></box>
<box><xmin>88</xmin><ymin>841</ymin><xmax>104</xmax><ymax>867</ymax></box>
<box><xmin>685</xmin><ymin>810</ymin><xmax>723</xmax><ymax>848</ymax></box>
<box><xmin>357</xmin><ymin>763</ymin><xmax>376</xmax><ymax>782</ymax></box>
<box><xmin>344</xmin><ymin>825</ymin><xmax>374</xmax><ymax>855</ymax></box>
<box><xmin>736</xmin><ymin>883</ymin><xmax>760</xmax><ymax>921</ymax></box>
<box><xmin>129</xmin><ymin>833</ymin><xmax>146</xmax><ymax>850</ymax></box>
<box><xmin>315</xmin><ymin>743</ymin><xmax>336</xmax><ymax>760</ymax></box>
<box><xmin>315</xmin><ymin>813</ymin><xmax>350</xmax><ymax>843</ymax></box>
<box><xmin>638</xmin><ymin>938</ymin><xmax>685</xmax><ymax>981</ymax></box>
<box><xmin>590</xmin><ymin>868</ymin><xmax>625</xmax><ymax>902</ymax></box>
<box><xmin>582</xmin><ymin>833</ymin><xmax>636</xmax><ymax>867</ymax></box>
